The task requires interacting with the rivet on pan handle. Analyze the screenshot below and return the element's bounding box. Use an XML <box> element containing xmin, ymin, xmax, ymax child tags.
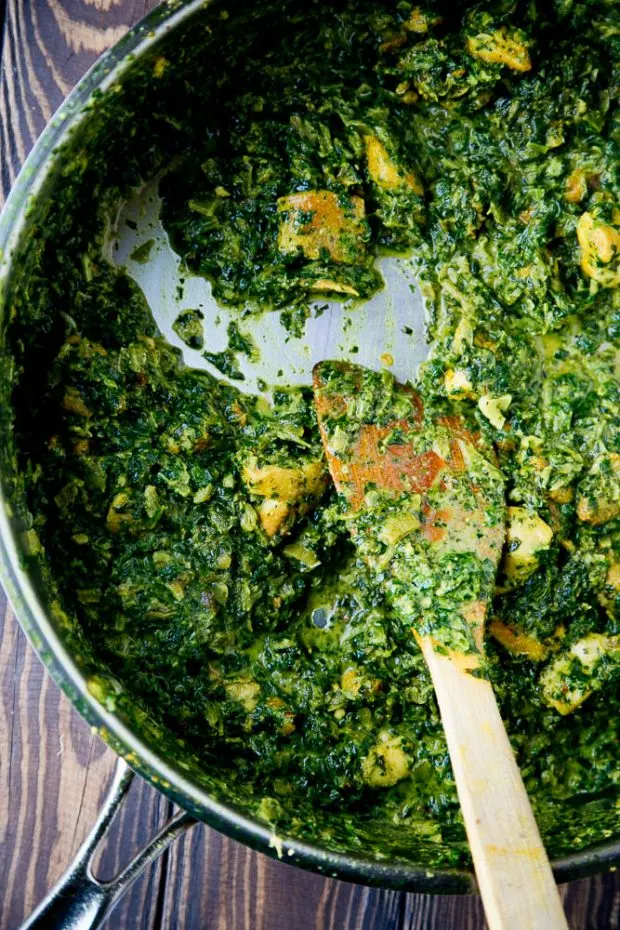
<box><xmin>19</xmin><ymin>758</ymin><xmax>196</xmax><ymax>930</ymax></box>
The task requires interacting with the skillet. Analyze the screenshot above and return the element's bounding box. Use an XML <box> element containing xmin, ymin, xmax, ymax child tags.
<box><xmin>0</xmin><ymin>2</ymin><xmax>618</xmax><ymax>926</ymax></box>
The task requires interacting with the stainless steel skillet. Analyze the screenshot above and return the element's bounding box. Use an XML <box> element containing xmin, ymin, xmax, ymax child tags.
<box><xmin>0</xmin><ymin>2</ymin><xmax>618</xmax><ymax>927</ymax></box>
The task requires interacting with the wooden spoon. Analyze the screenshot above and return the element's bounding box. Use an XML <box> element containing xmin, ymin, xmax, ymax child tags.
<box><xmin>313</xmin><ymin>360</ymin><xmax>568</xmax><ymax>930</ymax></box>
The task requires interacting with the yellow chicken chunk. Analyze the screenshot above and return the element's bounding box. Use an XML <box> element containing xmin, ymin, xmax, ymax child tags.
<box><xmin>361</xmin><ymin>732</ymin><xmax>409</xmax><ymax>788</ymax></box>
<box><xmin>467</xmin><ymin>28</ymin><xmax>532</xmax><ymax>72</ymax></box>
<box><xmin>540</xmin><ymin>634</ymin><xmax>620</xmax><ymax>715</ymax></box>
<box><xmin>365</xmin><ymin>135</ymin><xmax>424</xmax><ymax>195</ymax></box>
<box><xmin>341</xmin><ymin>667</ymin><xmax>364</xmax><ymax>697</ymax></box>
<box><xmin>503</xmin><ymin>506</ymin><xmax>553</xmax><ymax>585</ymax></box>
<box><xmin>577</xmin><ymin>453</ymin><xmax>620</xmax><ymax>525</ymax></box>
<box><xmin>577</xmin><ymin>211</ymin><xmax>620</xmax><ymax>287</ymax></box>
<box><xmin>565</xmin><ymin>169</ymin><xmax>588</xmax><ymax>204</ymax></box>
<box><xmin>225</xmin><ymin>678</ymin><xmax>261</xmax><ymax>712</ymax></box>
<box><xmin>63</xmin><ymin>388</ymin><xmax>92</xmax><ymax>418</ymax></box>
<box><xmin>309</xmin><ymin>278</ymin><xmax>359</xmax><ymax>296</ymax></box>
<box><xmin>451</xmin><ymin>317</ymin><xmax>474</xmax><ymax>354</ymax></box>
<box><xmin>444</xmin><ymin>367</ymin><xmax>476</xmax><ymax>399</ymax></box>
<box><xmin>282</xmin><ymin>540</ymin><xmax>321</xmax><ymax>568</ymax></box>
<box><xmin>489</xmin><ymin>617</ymin><xmax>549</xmax><ymax>661</ymax></box>
<box><xmin>106</xmin><ymin>492</ymin><xmax>132</xmax><ymax>534</ymax></box>
<box><xmin>478</xmin><ymin>393</ymin><xmax>512</xmax><ymax>430</ymax></box>
<box><xmin>277</xmin><ymin>190</ymin><xmax>366</xmax><ymax>264</ymax></box>
<box><xmin>341</xmin><ymin>666</ymin><xmax>381</xmax><ymax>698</ymax></box>
<box><xmin>241</xmin><ymin>457</ymin><xmax>327</xmax><ymax>537</ymax></box>
<box><xmin>403</xmin><ymin>7</ymin><xmax>442</xmax><ymax>33</ymax></box>
<box><xmin>548</xmin><ymin>485</ymin><xmax>574</xmax><ymax>504</ymax></box>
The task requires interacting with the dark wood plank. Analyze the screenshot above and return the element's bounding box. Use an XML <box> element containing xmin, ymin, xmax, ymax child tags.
<box><xmin>400</xmin><ymin>880</ymin><xmax>620</xmax><ymax>930</ymax></box>
<box><xmin>159</xmin><ymin>827</ymin><xmax>620</xmax><ymax>930</ymax></box>
<box><xmin>1</xmin><ymin>1</ymin><xmax>619</xmax><ymax>927</ymax></box>
<box><xmin>160</xmin><ymin>824</ymin><xmax>404</xmax><ymax>930</ymax></box>
<box><xmin>0</xmin><ymin>0</ymin><xmax>156</xmax><ymax>203</ymax></box>
<box><xmin>0</xmin><ymin>591</ymin><xmax>169</xmax><ymax>930</ymax></box>
<box><xmin>561</xmin><ymin>875</ymin><xmax>620</xmax><ymax>930</ymax></box>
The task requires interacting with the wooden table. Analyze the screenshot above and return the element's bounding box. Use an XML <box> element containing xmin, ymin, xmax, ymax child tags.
<box><xmin>0</xmin><ymin>2</ymin><xmax>618</xmax><ymax>927</ymax></box>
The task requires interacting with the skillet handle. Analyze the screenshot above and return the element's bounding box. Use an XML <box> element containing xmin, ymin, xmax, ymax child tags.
<box><xmin>19</xmin><ymin>758</ymin><xmax>196</xmax><ymax>930</ymax></box>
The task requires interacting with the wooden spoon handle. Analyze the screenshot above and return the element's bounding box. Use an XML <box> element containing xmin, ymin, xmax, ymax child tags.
<box><xmin>419</xmin><ymin>635</ymin><xmax>569</xmax><ymax>930</ymax></box>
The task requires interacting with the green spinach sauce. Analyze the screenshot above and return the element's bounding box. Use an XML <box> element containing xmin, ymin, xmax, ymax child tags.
<box><xmin>4</xmin><ymin>0</ymin><xmax>619</xmax><ymax>869</ymax></box>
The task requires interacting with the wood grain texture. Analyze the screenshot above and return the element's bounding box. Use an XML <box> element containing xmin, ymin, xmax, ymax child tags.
<box><xmin>419</xmin><ymin>638</ymin><xmax>567</xmax><ymax>930</ymax></box>
<box><xmin>0</xmin><ymin>0</ymin><xmax>153</xmax><ymax>203</ymax></box>
<box><xmin>1</xmin><ymin>2</ymin><xmax>620</xmax><ymax>928</ymax></box>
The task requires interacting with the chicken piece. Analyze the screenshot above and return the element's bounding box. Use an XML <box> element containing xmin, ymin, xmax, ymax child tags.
<box><xmin>451</xmin><ymin>317</ymin><xmax>474</xmax><ymax>354</ymax></box>
<box><xmin>540</xmin><ymin>633</ymin><xmax>620</xmax><ymax>715</ymax></box>
<box><xmin>502</xmin><ymin>506</ymin><xmax>553</xmax><ymax>585</ymax></box>
<box><xmin>341</xmin><ymin>666</ymin><xmax>382</xmax><ymax>698</ymax></box>
<box><xmin>565</xmin><ymin>169</ymin><xmax>588</xmax><ymax>204</ymax></box>
<box><xmin>265</xmin><ymin>696</ymin><xmax>296</xmax><ymax>736</ymax></box>
<box><xmin>403</xmin><ymin>7</ymin><xmax>442</xmax><ymax>33</ymax></box>
<box><xmin>379</xmin><ymin>34</ymin><xmax>407</xmax><ymax>54</ymax></box>
<box><xmin>106</xmin><ymin>492</ymin><xmax>132</xmax><ymax>534</ymax></box>
<box><xmin>478</xmin><ymin>394</ymin><xmax>512</xmax><ymax>430</ymax></box>
<box><xmin>361</xmin><ymin>732</ymin><xmax>410</xmax><ymax>788</ymax></box>
<box><xmin>444</xmin><ymin>367</ymin><xmax>476</xmax><ymax>399</ymax></box>
<box><xmin>577</xmin><ymin>453</ymin><xmax>620</xmax><ymax>525</ymax></box>
<box><xmin>63</xmin><ymin>388</ymin><xmax>92</xmax><ymax>418</ymax></box>
<box><xmin>365</xmin><ymin>135</ymin><xmax>424</xmax><ymax>195</ymax></box>
<box><xmin>309</xmin><ymin>278</ymin><xmax>359</xmax><ymax>296</ymax></box>
<box><xmin>489</xmin><ymin>617</ymin><xmax>550</xmax><ymax>662</ymax></box>
<box><xmin>467</xmin><ymin>28</ymin><xmax>531</xmax><ymax>72</ymax></box>
<box><xmin>277</xmin><ymin>190</ymin><xmax>366</xmax><ymax>264</ymax></box>
<box><xmin>241</xmin><ymin>456</ymin><xmax>328</xmax><ymax>538</ymax></box>
<box><xmin>225</xmin><ymin>677</ymin><xmax>261</xmax><ymax>712</ymax></box>
<box><xmin>282</xmin><ymin>539</ymin><xmax>321</xmax><ymax>569</ymax></box>
<box><xmin>548</xmin><ymin>485</ymin><xmax>574</xmax><ymax>504</ymax></box>
<box><xmin>577</xmin><ymin>211</ymin><xmax>620</xmax><ymax>288</ymax></box>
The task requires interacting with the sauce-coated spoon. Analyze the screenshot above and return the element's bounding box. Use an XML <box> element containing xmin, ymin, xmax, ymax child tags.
<box><xmin>313</xmin><ymin>360</ymin><xmax>568</xmax><ymax>930</ymax></box>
